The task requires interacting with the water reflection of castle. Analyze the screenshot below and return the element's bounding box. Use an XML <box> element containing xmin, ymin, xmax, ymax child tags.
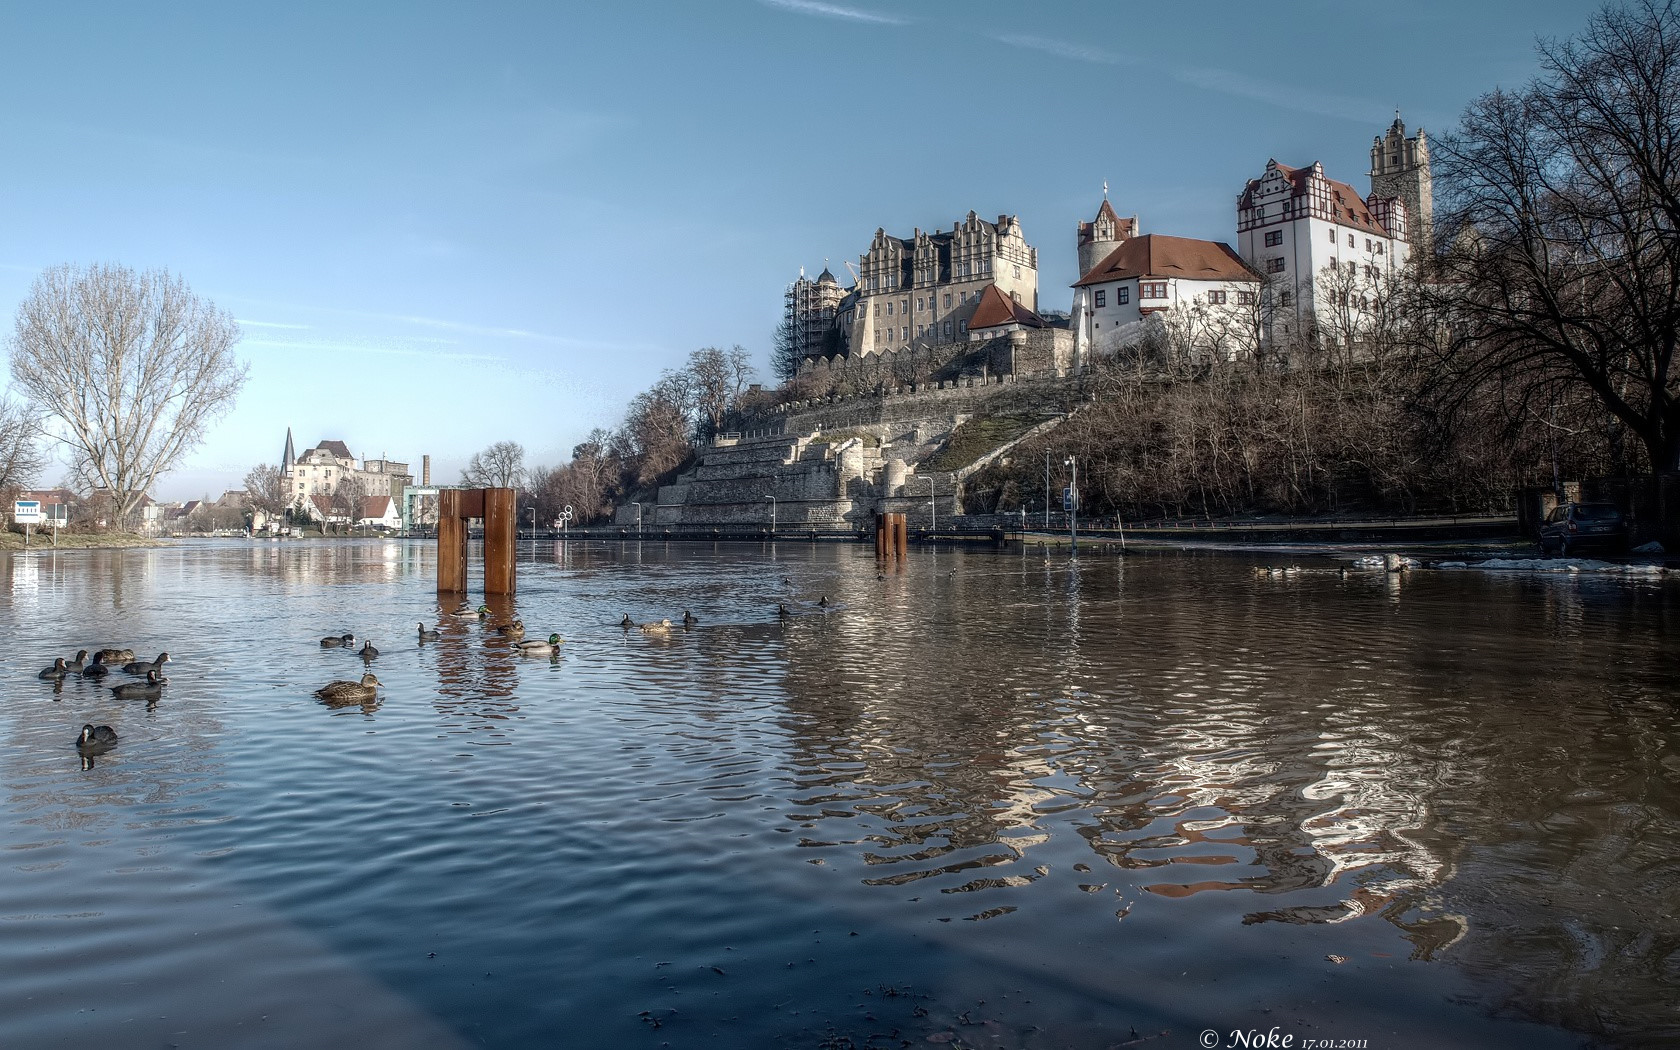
<box><xmin>768</xmin><ymin>561</ymin><xmax>1467</xmax><ymax>954</ymax></box>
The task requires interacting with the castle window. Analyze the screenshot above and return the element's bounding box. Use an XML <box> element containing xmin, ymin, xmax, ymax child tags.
<box><xmin>1365</xmin><ymin>238</ymin><xmax>1373</xmax><ymax>252</ymax></box>
<box><xmin>1329</xmin><ymin>229</ymin><xmax>1337</xmax><ymax>243</ymax></box>
<box><xmin>943</xmin><ymin>321</ymin><xmax>952</xmax><ymax>336</ymax></box>
<box><xmin>1117</xmin><ymin>286</ymin><xmax>1129</xmax><ymax>304</ymax></box>
<box><xmin>886</xmin><ymin>301</ymin><xmax>893</xmax><ymax>316</ymax></box>
<box><xmin>1208</xmin><ymin>290</ymin><xmax>1227</xmax><ymax>305</ymax></box>
<box><xmin>1280</xmin><ymin>291</ymin><xmax>1293</xmax><ymax>306</ymax></box>
<box><xmin>943</xmin><ymin>293</ymin><xmax>952</xmax><ymax>308</ymax></box>
<box><xmin>1094</xmin><ymin>289</ymin><xmax>1106</xmax><ymax>308</ymax></box>
<box><xmin>1375</xmin><ymin>243</ymin><xmax>1384</xmax><ymax>255</ymax></box>
<box><xmin>917</xmin><ymin>297</ymin><xmax>924</xmax><ymax>311</ymax></box>
<box><xmin>1265</xmin><ymin>257</ymin><xmax>1286</xmax><ymax>274</ymax></box>
<box><xmin>1141</xmin><ymin>281</ymin><xmax>1167</xmax><ymax>299</ymax></box>
<box><xmin>917</xmin><ymin>324</ymin><xmax>924</xmax><ymax>336</ymax></box>
<box><xmin>1348</xmin><ymin>234</ymin><xmax>1355</xmax><ymax>248</ymax></box>
<box><xmin>959</xmin><ymin>320</ymin><xmax>967</xmax><ymax>334</ymax></box>
<box><xmin>1013</xmin><ymin>265</ymin><xmax>1021</xmax><ymax>279</ymax></box>
<box><xmin>1238</xmin><ymin>291</ymin><xmax>1255</xmax><ymax>305</ymax></box>
<box><xmin>1264</xmin><ymin>230</ymin><xmax>1283</xmax><ymax>247</ymax></box>
<box><xmin>901</xmin><ymin>326</ymin><xmax>908</xmax><ymax>340</ymax></box>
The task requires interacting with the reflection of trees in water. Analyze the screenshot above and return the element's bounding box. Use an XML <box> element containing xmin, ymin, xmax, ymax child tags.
<box><xmin>770</xmin><ymin>552</ymin><xmax>1680</xmax><ymax>1034</ymax></box>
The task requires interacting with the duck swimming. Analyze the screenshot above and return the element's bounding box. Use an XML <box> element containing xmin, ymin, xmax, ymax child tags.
<box><xmin>38</xmin><ymin>657</ymin><xmax>70</xmax><ymax>679</ymax></box>
<box><xmin>496</xmin><ymin>620</ymin><xmax>526</xmax><ymax>640</ymax></box>
<box><xmin>515</xmin><ymin>633</ymin><xmax>562</xmax><ymax>655</ymax></box>
<box><xmin>65</xmin><ymin>650</ymin><xmax>90</xmax><ymax>675</ymax></box>
<box><xmin>75</xmin><ymin>724</ymin><xmax>118</xmax><ymax>751</ymax></box>
<box><xmin>640</xmin><ymin>618</ymin><xmax>673</xmax><ymax>634</ymax></box>
<box><xmin>619</xmin><ymin>614</ymin><xmax>634</xmax><ymax>629</ymax></box>
<box><xmin>314</xmin><ymin>673</ymin><xmax>381</xmax><ymax>705</ymax></box>
<box><xmin>111</xmin><ymin>670</ymin><xmax>166</xmax><ymax>700</ymax></box>
<box><xmin>777</xmin><ymin>603</ymin><xmax>790</xmax><ymax>619</ymax></box>
<box><xmin>123</xmin><ymin>652</ymin><xmax>170</xmax><ymax>675</ymax></box>
<box><xmin>681</xmin><ymin>610</ymin><xmax>697</xmax><ymax>627</ymax></box>
<box><xmin>320</xmin><ymin>633</ymin><xmax>355</xmax><ymax>648</ymax></box>
<box><xmin>452</xmin><ymin>605</ymin><xmax>491</xmax><ymax>620</ymax></box>
<box><xmin>817</xmin><ymin>596</ymin><xmax>830</xmax><ymax>607</ymax></box>
<box><xmin>359</xmin><ymin>641</ymin><xmax>380</xmax><ymax>660</ymax></box>
<box><xmin>418</xmin><ymin>622</ymin><xmax>441</xmax><ymax>641</ymax></box>
<box><xmin>81</xmin><ymin>653</ymin><xmax>111</xmax><ymax>678</ymax></box>
<box><xmin>96</xmin><ymin>648</ymin><xmax>135</xmax><ymax>663</ymax></box>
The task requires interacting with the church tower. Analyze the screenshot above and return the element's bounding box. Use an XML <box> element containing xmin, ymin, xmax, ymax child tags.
<box><xmin>1370</xmin><ymin>115</ymin><xmax>1432</xmax><ymax>257</ymax></box>
<box><xmin>1076</xmin><ymin>196</ymin><xmax>1138</xmax><ymax>279</ymax></box>
<box><xmin>282</xmin><ymin>426</ymin><xmax>296</xmax><ymax>472</ymax></box>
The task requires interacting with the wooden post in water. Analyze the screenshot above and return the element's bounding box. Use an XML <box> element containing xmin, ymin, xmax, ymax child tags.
<box><xmin>435</xmin><ymin>487</ymin><xmax>517</xmax><ymax>596</ymax></box>
<box><xmin>875</xmin><ymin>512</ymin><xmax>888</xmax><ymax>560</ymax></box>
<box><xmin>483</xmin><ymin>487</ymin><xmax>517</xmax><ymax>595</ymax></box>
<box><xmin>892</xmin><ymin>513</ymin><xmax>908</xmax><ymax>558</ymax></box>
<box><xmin>436</xmin><ymin>489</ymin><xmax>469</xmax><ymax>594</ymax></box>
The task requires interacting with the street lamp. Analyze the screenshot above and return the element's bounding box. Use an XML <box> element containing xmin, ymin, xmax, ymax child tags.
<box><xmin>925</xmin><ymin>475</ymin><xmax>936</xmax><ymax>534</ymax></box>
<box><xmin>1064</xmin><ymin>455</ymin><xmax>1078</xmax><ymax>555</ymax></box>
<box><xmin>561</xmin><ymin>505</ymin><xmax>573</xmax><ymax>541</ymax></box>
<box><xmin>632</xmin><ymin>501</ymin><xmax>642</xmax><ymax>532</ymax></box>
<box><xmin>765</xmin><ymin>494</ymin><xmax>776</xmax><ymax>534</ymax></box>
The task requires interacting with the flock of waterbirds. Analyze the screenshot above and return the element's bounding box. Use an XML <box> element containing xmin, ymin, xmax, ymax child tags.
<box><xmin>52</xmin><ymin>588</ymin><xmax>842</xmax><ymax>760</ymax></box>
<box><xmin>37</xmin><ymin>647</ymin><xmax>172</xmax><ymax>756</ymax></box>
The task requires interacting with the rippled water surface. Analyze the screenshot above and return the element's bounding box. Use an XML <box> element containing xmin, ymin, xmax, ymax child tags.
<box><xmin>2</xmin><ymin>539</ymin><xmax>1678</xmax><ymax>1048</ymax></box>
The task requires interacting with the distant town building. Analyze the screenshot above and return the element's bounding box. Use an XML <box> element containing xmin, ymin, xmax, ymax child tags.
<box><xmin>785</xmin><ymin>267</ymin><xmax>845</xmax><ymax>360</ymax></box>
<box><xmin>1076</xmin><ymin>197</ymin><xmax>1140</xmax><ymax>278</ymax></box>
<box><xmin>280</xmin><ymin>427</ymin><xmax>414</xmax><ymax>519</ymax></box>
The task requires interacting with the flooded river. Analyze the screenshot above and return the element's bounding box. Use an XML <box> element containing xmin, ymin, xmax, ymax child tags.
<box><xmin>1</xmin><ymin>539</ymin><xmax>1676</xmax><ymax>1048</ymax></box>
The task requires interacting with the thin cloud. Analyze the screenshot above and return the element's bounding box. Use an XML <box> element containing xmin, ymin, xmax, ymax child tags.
<box><xmin>759</xmin><ymin>0</ymin><xmax>908</xmax><ymax>26</ymax></box>
<box><xmin>236</xmin><ymin>319</ymin><xmax>312</xmax><ymax>330</ymax></box>
<box><xmin>242</xmin><ymin>337</ymin><xmax>504</xmax><ymax>363</ymax></box>
<box><xmin>989</xmin><ymin>33</ymin><xmax>1128</xmax><ymax>65</ymax></box>
<box><xmin>1170</xmin><ymin>65</ymin><xmax>1381</xmax><ymax>123</ymax></box>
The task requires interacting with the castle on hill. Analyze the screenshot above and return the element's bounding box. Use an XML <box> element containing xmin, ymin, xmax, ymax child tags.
<box><xmin>783</xmin><ymin>115</ymin><xmax>1433</xmax><ymax>380</ymax></box>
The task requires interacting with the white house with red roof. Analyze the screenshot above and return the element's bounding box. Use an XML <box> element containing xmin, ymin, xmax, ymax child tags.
<box><xmin>1071</xmin><ymin>225</ymin><xmax>1262</xmax><ymax>362</ymax></box>
<box><xmin>357</xmin><ymin>495</ymin><xmax>401</xmax><ymax>531</ymax></box>
<box><xmin>1235</xmin><ymin>159</ymin><xmax>1411</xmax><ymax>344</ymax></box>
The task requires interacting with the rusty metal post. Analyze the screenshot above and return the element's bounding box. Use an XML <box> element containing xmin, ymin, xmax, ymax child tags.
<box><xmin>483</xmin><ymin>486</ymin><xmax>517</xmax><ymax>595</ymax></box>
<box><xmin>875</xmin><ymin>512</ymin><xmax>888</xmax><ymax>560</ymax></box>
<box><xmin>436</xmin><ymin>489</ymin><xmax>468</xmax><ymax>594</ymax></box>
<box><xmin>892</xmin><ymin>513</ymin><xmax>908</xmax><ymax>558</ymax></box>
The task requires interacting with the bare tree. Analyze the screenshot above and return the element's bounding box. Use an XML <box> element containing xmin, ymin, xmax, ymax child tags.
<box><xmin>0</xmin><ymin>396</ymin><xmax>45</xmax><ymax>494</ymax></box>
<box><xmin>1428</xmin><ymin>0</ymin><xmax>1680</xmax><ymax>470</ymax></box>
<box><xmin>243</xmin><ymin>462</ymin><xmax>289</xmax><ymax>523</ymax></box>
<box><xmin>7</xmin><ymin>264</ymin><xmax>247</xmax><ymax>520</ymax></box>
<box><xmin>461</xmin><ymin>440</ymin><xmax>527</xmax><ymax>488</ymax></box>
<box><xmin>329</xmin><ymin>472</ymin><xmax>368</xmax><ymax>534</ymax></box>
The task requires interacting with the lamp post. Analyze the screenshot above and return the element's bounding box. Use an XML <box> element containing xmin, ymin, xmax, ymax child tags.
<box><xmin>1044</xmin><ymin>451</ymin><xmax>1051</xmax><ymax>529</ymax></box>
<box><xmin>1064</xmin><ymin>455</ymin><xmax>1078</xmax><ymax>555</ymax></box>
<box><xmin>765</xmin><ymin>494</ymin><xmax>776</xmax><ymax>535</ymax></box>
<box><xmin>632</xmin><ymin>501</ymin><xmax>642</xmax><ymax>533</ymax></box>
<box><xmin>926</xmin><ymin>475</ymin><xmax>936</xmax><ymax>534</ymax></box>
<box><xmin>561</xmin><ymin>505</ymin><xmax>572</xmax><ymax>542</ymax></box>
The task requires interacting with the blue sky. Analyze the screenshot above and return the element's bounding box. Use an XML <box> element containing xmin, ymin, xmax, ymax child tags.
<box><xmin>1</xmin><ymin>0</ymin><xmax>1593</xmax><ymax>499</ymax></box>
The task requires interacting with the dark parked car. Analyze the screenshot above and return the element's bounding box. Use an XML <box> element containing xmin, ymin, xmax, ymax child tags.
<box><xmin>1539</xmin><ymin>502</ymin><xmax>1627</xmax><ymax>557</ymax></box>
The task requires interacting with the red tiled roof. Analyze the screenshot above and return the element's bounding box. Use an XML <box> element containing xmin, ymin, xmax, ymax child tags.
<box><xmin>1073</xmin><ymin>234</ymin><xmax>1259</xmax><ymax>287</ymax></box>
<box><xmin>359</xmin><ymin>495</ymin><xmax>394</xmax><ymax>519</ymax></box>
<box><xmin>968</xmin><ymin>284</ymin><xmax>1046</xmax><ymax>330</ymax></box>
<box><xmin>1238</xmin><ymin>161</ymin><xmax>1391</xmax><ymax>237</ymax></box>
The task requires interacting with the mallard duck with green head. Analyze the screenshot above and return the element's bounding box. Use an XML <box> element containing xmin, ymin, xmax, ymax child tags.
<box><xmin>515</xmin><ymin>633</ymin><xmax>562</xmax><ymax>655</ymax></box>
<box><xmin>452</xmin><ymin>604</ymin><xmax>490</xmax><ymax>620</ymax></box>
<box><xmin>314</xmin><ymin>673</ymin><xmax>381</xmax><ymax>706</ymax></box>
